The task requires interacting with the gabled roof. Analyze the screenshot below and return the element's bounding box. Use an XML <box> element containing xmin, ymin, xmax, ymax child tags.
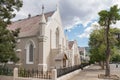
<box><xmin>8</xmin><ymin>11</ymin><xmax>55</xmax><ymax>37</ymax></box>
<box><xmin>68</xmin><ymin>41</ymin><xmax>74</xmax><ymax>49</ymax></box>
<box><xmin>78</xmin><ymin>47</ymin><xmax>85</xmax><ymax>52</ymax></box>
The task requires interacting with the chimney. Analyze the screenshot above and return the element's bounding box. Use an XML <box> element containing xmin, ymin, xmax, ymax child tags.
<box><xmin>28</xmin><ymin>14</ymin><xmax>31</xmax><ymax>18</ymax></box>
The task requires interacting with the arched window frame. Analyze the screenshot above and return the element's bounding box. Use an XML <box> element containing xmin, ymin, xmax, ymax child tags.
<box><xmin>56</xmin><ymin>28</ymin><xmax>59</xmax><ymax>48</ymax></box>
<box><xmin>25</xmin><ymin>40</ymin><xmax>36</xmax><ymax>64</ymax></box>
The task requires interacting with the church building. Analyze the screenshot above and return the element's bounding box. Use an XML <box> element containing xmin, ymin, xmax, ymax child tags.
<box><xmin>8</xmin><ymin>6</ymin><xmax>81</xmax><ymax>71</ymax></box>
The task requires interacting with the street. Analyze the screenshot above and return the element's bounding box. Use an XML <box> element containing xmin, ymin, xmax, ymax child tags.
<box><xmin>67</xmin><ymin>64</ymin><xmax>120</xmax><ymax>80</ymax></box>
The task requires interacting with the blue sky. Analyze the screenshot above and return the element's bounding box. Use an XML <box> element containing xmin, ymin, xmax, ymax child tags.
<box><xmin>65</xmin><ymin>19</ymin><xmax>98</xmax><ymax>47</ymax></box>
<box><xmin>64</xmin><ymin>22</ymin><xmax>89</xmax><ymax>47</ymax></box>
<box><xmin>13</xmin><ymin>0</ymin><xmax>120</xmax><ymax>47</ymax></box>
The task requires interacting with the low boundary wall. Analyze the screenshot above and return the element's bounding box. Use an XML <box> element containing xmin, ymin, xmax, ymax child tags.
<box><xmin>0</xmin><ymin>65</ymin><xmax>90</xmax><ymax>80</ymax></box>
<box><xmin>57</xmin><ymin>65</ymin><xmax>90</xmax><ymax>80</ymax></box>
<box><xmin>15</xmin><ymin>77</ymin><xmax>51</xmax><ymax>80</ymax></box>
<box><xmin>57</xmin><ymin>69</ymin><xmax>81</xmax><ymax>80</ymax></box>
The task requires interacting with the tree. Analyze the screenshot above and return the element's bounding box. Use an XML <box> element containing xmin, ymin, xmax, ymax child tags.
<box><xmin>111</xmin><ymin>47</ymin><xmax>120</xmax><ymax>63</ymax></box>
<box><xmin>111</xmin><ymin>54</ymin><xmax>120</xmax><ymax>63</ymax></box>
<box><xmin>89</xmin><ymin>29</ymin><xmax>106</xmax><ymax>66</ymax></box>
<box><xmin>0</xmin><ymin>0</ymin><xmax>23</xmax><ymax>64</ymax></box>
<box><xmin>98</xmin><ymin>5</ymin><xmax>120</xmax><ymax>76</ymax></box>
<box><xmin>89</xmin><ymin>28</ymin><xmax>119</xmax><ymax>69</ymax></box>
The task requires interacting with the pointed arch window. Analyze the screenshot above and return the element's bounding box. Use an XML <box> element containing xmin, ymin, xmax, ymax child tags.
<box><xmin>29</xmin><ymin>44</ymin><xmax>33</xmax><ymax>62</ymax></box>
<box><xmin>26</xmin><ymin>40</ymin><xmax>35</xmax><ymax>64</ymax></box>
<box><xmin>56</xmin><ymin>28</ymin><xmax>59</xmax><ymax>48</ymax></box>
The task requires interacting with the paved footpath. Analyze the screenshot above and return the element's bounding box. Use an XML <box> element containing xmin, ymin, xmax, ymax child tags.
<box><xmin>67</xmin><ymin>64</ymin><xmax>120</xmax><ymax>80</ymax></box>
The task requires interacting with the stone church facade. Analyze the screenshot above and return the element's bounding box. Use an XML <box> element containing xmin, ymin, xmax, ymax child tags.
<box><xmin>8</xmin><ymin>7</ymin><xmax>81</xmax><ymax>71</ymax></box>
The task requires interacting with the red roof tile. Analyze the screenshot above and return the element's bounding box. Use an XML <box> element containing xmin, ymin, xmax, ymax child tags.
<box><xmin>8</xmin><ymin>11</ymin><xmax>55</xmax><ymax>37</ymax></box>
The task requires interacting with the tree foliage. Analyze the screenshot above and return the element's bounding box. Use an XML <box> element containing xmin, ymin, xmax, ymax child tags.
<box><xmin>0</xmin><ymin>0</ymin><xmax>23</xmax><ymax>63</ymax></box>
<box><xmin>89</xmin><ymin>29</ymin><xmax>105</xmax><ymax>63</ymax></box>
<box><xmin>111</xmin><ymin>54</ymin><xmax>120</xmax><ymax>63</ymax></box>
<box><xmin>111</xmin><ymin>47</ymin><xmax>120</xmax><ymax>63</ymax></box>
<box><xmin>98</xmin><ymin>5</ymin><xmax>120</xmax><ymax>27</ymax></box>
<box><xmin>96</xmin><ymin>5</ymin><xmax>120</xmax><ymax>76</ymax></box>
<box><xmin>0</xmin><ymin>0</ymin><xmax>23</xmax><ymax>23</ymax></box>
<box><xmin>89</xmin><ymin>28</ymin><xmax>120</xmax><ymax>63</ymax></box>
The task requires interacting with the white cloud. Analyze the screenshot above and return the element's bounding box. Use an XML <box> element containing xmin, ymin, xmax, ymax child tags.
<box><xmin>77</xmin><ymin>21</ymin><xmax>99</xmax><ymax>38</ymax></box>
<box><xmin>60</xmin><ymin>0</ymin><xmax>115</xmax><ymax>25</ymax></box>
<box><xmin>60</xmin><ymin>0</ymin><xmax>120</xmax><ymax>29</ymax></box>
<box><xmin>13</xmin><ymin>0</ymin><xmax>59</xmax><ymax>21</ymax></box>
<box><xmin>64</xmin><ymin>16</ymin><xmax>82</xmax><ymax>32</ymax></box>
<box><xmin>111</xmin><ymin>21</ymin><xmax>120</xmax><ymax>29</ymax></box>
<box><xmin>77</xmin><ymin>27</ymin><xmax>93</xmax><ymax>38</ymax></box>
<box><xmin>77</xmin><ymin>20</ymin><xmax>120</xmax><ymax>39</ymax></box>
<box><xmin>13</xmin><ymin>0</ymin><xmax>120</xmax><ymax>27</ymax></box>
<box><xmin>64</xmin><ymin>16</ymin><xmax>94</xmax><ymax>32</ymax></box>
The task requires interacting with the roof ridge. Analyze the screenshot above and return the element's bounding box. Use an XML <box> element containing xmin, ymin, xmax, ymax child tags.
<box><xmin>12</xmin><ymin>10</ymin><xmax>55</xmax><ymax>23</ymax></box>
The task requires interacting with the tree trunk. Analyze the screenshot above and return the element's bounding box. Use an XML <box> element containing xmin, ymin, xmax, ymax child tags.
<box><xmin>105</xmin><ymin>23</ymin><xmax>110</xmax><ymax>76</ymax></box>
<box><xmin>105</xmin><ymin>55</ymin><xmax>110</xmax><ymax>76</ymax></box>
<box><xmin>102</xmin><ymin>61</ymin><xmax>105</xmax><ymax>69</ymax></box>
<box><xmin>99</xmin><ymin>61</ymin><xmax>105</xmax><ymax>69</ymax></box>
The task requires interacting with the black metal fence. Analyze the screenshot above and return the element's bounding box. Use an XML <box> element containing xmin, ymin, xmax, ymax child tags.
<box><xmin>18</xmin><ymin>69</ymin><xmax>52</xmax><ymax>79</ymax></box>
<box><xmin>57</xmin><ymin>63</ymin><xmax>90</xmax><ymax>77</ymax></box>
<box><xmin>0</xmin><ymin>67</ymin><xmax>13</xmax><ymax>76</ymax></box>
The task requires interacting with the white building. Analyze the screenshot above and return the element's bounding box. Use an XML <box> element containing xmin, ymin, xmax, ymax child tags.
<box><xmin>8</xmin><ymin>7</ymin><xmax>81</xmax><ymax>70</ymax></box>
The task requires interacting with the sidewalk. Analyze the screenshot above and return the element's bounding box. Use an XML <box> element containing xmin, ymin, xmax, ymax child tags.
<box><xmin>67</xmin><ymin>64</ymin><xmax>120</xmax><ymax>80</ymax></box>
